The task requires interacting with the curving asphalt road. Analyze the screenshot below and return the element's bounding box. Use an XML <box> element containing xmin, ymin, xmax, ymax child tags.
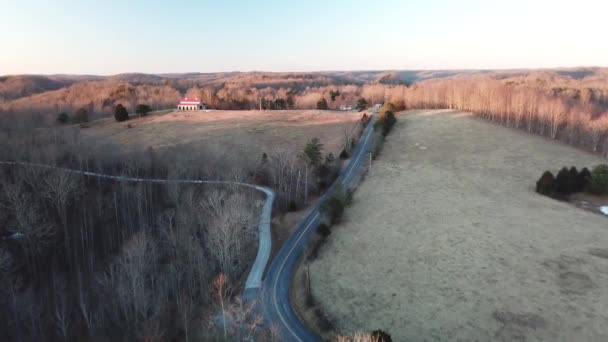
<box><xmin>261</xmin><ymin>113</ymin><xmax>377</xmax><ymax>341</ymax></box>
<box><xmin>0</xmin><ymin>160</ymin><xmax>274</xmax><ymax>299</ymax></box>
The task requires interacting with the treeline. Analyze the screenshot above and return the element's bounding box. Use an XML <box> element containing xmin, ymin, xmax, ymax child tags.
<box><xmin>401</xmin><ymin>78</ymin><xmax>608</xmax><ymax>156</ymax></box>
<box><xmin>536</xmin><ymin>164</ymin><xmax>608</xmax><ymax>197</ymax></box>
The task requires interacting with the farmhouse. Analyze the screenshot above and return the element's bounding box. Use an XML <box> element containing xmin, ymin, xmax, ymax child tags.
<box><xmin>177</xmin><ymin>98</ymin><xmax>206</xmax><ymax>111</ymax></box>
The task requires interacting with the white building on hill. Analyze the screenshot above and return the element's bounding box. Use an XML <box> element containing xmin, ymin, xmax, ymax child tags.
<box><xmin>177</xmin><ymin>98</ymin><xmax>206</xmax><ymax>111</ymax></box>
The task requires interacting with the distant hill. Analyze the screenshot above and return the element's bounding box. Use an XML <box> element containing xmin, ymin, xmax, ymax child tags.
<box><xmin>1</xmin><ymin>68</ymin><xmax>606</xmax><ymax>124</ymax></box>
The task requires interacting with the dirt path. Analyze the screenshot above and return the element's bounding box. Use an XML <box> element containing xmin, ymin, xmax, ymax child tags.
<box><xmin>310</xmin><ymin>110</ymin><xmax>608</xmax><ymax>341</ymax></box>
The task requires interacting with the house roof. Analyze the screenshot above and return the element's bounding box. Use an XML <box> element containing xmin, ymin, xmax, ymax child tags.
<box><xmin>179</xmin><ymin>98</ymin><xmax>203</xmax><ymax>105</ymax></box>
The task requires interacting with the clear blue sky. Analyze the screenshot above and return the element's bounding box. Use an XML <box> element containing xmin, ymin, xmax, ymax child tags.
<box><xmin>1</xmin><ymin>0</ymin><xmax>607</xmax><ymax>75</ymax></box>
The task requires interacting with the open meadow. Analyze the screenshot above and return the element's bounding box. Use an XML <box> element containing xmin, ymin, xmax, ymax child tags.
<box><xmin>308</xmin><ymin>110</ymin><xmax>608</xmax><ymax>341</ymax></box>
<box><xmin>81</xmin><ymin>109</ymin><xmax>361</xmax><ymax>159</ymax></box>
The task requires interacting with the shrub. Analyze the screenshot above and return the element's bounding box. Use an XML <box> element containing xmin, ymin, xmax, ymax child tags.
<box><xmin>314</xmin><ymin>308</ymin><xmax>334</xmax><ymax>332</ymax></box>
<box><xmin>73</xmin><ymin>108</ymin><xmax>89</xmax><ymax>124</ymax></box>
<box><xmin>114</xmin><ymin>104</ymin><xmax>129</xmax><ymax>122</ymax></box>
<box><xmin>316</xmin><ymin>223</ymin><xmax>331</xmax><ymax>238</ymax></box>
<box><xmin>568</xmin><ymin>167</ymin><xmax>580</xmax><ymax>192</ymax></box>
<box><xmin>589</xmin><ymin>164</ymin><xmax>608</xmax><ymax>195</ymax></box>
<box><xmin>554</xmin><ymin>167</ymin><xmax>572</xmax><ymax>195</ymax></box>
<box><xmin>339</xmin><ymin>149</ymin><xmax>350</xmax><ymax>160</ymax></box>
<box><xmin>371</xmin><ymin>330</ymin><xmax>393</xmax><ymax>342</ymax></box>
<box><xmin>288</xmin><ymin>200</ymin><xmax>297</xmax><ymax>212</ymax></box>
<box><xmin>361</xmin><ymin>113</ymin><xmax>370</xmax><ymax>126</ymax></box>
<box><xmin>56</xmin><ymin>112</ymin><xmax>69</xmax><ymax>124</ymax></box>
<box><xmin>135</xmin><ymin>104</ymin><xmax>151</xmax><ymax>117</ymax></box>
<box><xmin>356</xmin><ymin>98</ymin><xmax>368</xmax><ymax>111</ymax></box>
<box><xmin>304</xmin><ymin>291</ymin><xmax>315</xmax><ymax>308</ymax></box>
<box><xmin>536</xmin><ymin>171</ymin><xmax>556</xmax><ymax>196</ymax></box>
<box><xmin>321</xmin><ymin>187</ymin><xmax>353</xmax><ymax>225</ymax></box>
<box><xmin>374</xmin><ymin>110</ymin><xmax>397</xmax><ymax>137</ymax></box>
<box><xmin>578</xmin><ymin>167</ymin><xmax>592</xmax><ymax>191</ymax></box>
<box><xmin>379</xmin><ymin>102</ymin><xmax>396</xmax><ymax>115</ymax></box>
<box><xmin>316</xmin><ymin>98</ymin><xmax>329</xmax><ymax>110</ymax></box>
<box><xmin>329</xmin><ymin>89</ymin><xmax>340</xmax><ymax>102</ymax></box>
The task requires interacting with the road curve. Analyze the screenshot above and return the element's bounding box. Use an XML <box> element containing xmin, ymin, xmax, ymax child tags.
<box><xmin>262</xmin><ymin>113</ymin><xmax>377</xmax><ymax>341</ymax></box>
<box><xmin>0</xmin><ymin>160</ymin><xmax>274</xmax><ymax>298</ymax></box>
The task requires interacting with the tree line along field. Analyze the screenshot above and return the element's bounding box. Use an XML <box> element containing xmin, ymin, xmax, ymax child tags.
<box><xmin>306</xmin><ymin>110</ymin><xmax>608</xmax><ymax>341</ymax></box>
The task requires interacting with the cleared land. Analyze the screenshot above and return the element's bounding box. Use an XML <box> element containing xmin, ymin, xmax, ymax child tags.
<box><xmin>81</xmin><ymin>109</ymin><xmax>360</xmax><ymax>157</ymax></box>
<box><xmin>309</xmin><ymin>110</ymin><xmax>608</xmax><ymax>341</ymax></box>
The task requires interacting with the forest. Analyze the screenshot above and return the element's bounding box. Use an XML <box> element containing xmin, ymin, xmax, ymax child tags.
<box><xmin>0</xmin><ymin>108</ymin><xmax>368</xmax><ymax>341</ymax></box>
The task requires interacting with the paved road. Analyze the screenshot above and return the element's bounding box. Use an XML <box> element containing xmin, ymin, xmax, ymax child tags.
<box><xmin>0</xmin><ymin>160</ymin><xmax>274</xmax><ymax>298</ymax></box>
<box><xmin>261</xmin><ymin>113</ymin><xmax>377</xmax><ymax>341</ymax></box>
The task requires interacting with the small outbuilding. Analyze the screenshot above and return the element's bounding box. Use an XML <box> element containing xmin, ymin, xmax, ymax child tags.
<box><xmin>177</xmin><ymin>98</ymin><xmax>206</xmax><ymax>111</ymax></box>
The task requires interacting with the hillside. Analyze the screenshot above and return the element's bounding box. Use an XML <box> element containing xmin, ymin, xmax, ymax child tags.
<box><xmin>1</xmin><ymin>68</ymin><xmax>607</xmax><ymax>125</ymax></box>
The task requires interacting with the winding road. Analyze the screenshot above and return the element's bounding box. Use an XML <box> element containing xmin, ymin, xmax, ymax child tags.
<box><xmin>0</xmin><ymin>160</ymin><xmax>274</xmax><ymax>298</ymax></box>
<box><xmin>261</xmin><ymin>113</ymin><xmax>377</xmax><ymax>341</ymax></box>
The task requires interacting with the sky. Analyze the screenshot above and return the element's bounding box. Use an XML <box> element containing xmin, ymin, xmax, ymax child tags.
<box><xmin>1</xmin><ymin>0</ymin><xmax>607</xmax><ymax>75</ymax></box>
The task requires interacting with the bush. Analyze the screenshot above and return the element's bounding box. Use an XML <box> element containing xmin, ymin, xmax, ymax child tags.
<box><xmin>361</xmin><ymin>113</ymin><xmax>370</xmax><ymax>126</ymax></box>
<box><xmin>371</xmin><ymin>330</ymin><xmax>393</xmax><ymax>342</ymax></box>
<box><xmin>356</xmin><ymin>98</ymin><xmax>368</xmax><ymax>111</ymax></box>
<box><xmin>316</xmin><ymin>98</ymin><xmax>329</xmax><ymax>110</ymax></box>
<box><xmin>56</xmin><ymin>112</ymin><xmax>69</xmax><ymax>124</ymax></box>
<box><xmin>536</xmin><ymin>170</ymin><xmax>555</xmax><ymax>196</ymax></box>
<box><xmin>578</xmin><ymin>167</ymin><xmax>592</xmax><ymax>191</ymax></box>
<box><xmin>314</xmin><ymin>308</ymin><xmax>334</xmax><ymax>332</ymax></box>
<box><xmin>288</xmin><ymin>200</ymin><xmax>297</xmax><ymax>212</ymax></box>
<box><xmin>555</xmin><ymin>167</ymin><xmax>575</xmax><ymax>195</ymax></box>
<box><xmin>589</xmin><ymin>164</ymin><xmax>608</xmax><ymax>195</ymax></box>
<box><xmin>374</xmin><ymin>110</ymin><xmax>397</xmax><ymax>137</ymax></box>
<box><xmin>135</xmin><ymin>104</ymin><xmax>151</xmax><ymax>117</ymax></box>
<box><xmin>114</xmin><ymin>104</ymin><xmax>129</xmax><ymax>122</ymax></box>
<box><xmin>316</xmin><ymin>223</ymin><xmax>331</xmax><ymax>238</ymax></box>
<box><xmin>339</xmin><ymin>149</ymin><xmax>350</xmax><ymax>160</ymax></box>
<box><xmin>321</xmin><ymin>187</ymin><xmax>353</xmax><ymax>225</ymax></box>
<box><xmin>72</xmin><ymin>108</ymin><xmax>89</xmax><ymax>124</ymax></box>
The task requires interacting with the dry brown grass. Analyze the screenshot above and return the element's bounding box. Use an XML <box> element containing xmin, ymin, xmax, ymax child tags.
<box><xmin>81</xmin><ymin>109</ymin><xmax>362</xmax><ymax>159</ymax></box>
<box><xmin>308</xmin><ymin>110</ymin><xmax>608</xmax><ymax>341</ymax></box>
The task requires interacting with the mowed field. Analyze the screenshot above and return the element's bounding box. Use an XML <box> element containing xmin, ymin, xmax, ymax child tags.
<box><xmin>310</xmin><ymin>110</ymin><xmax>608</xmax><ymax>341</ymax></box>
<box><xmin>81</xmin><ymin>109</ymin><xmax>362</xmax><ymax>158</ymax></box>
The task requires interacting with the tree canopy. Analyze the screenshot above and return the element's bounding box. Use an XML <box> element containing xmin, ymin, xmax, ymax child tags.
<box><xmin>114</xmin><ymin>104</ymin><xmax>129</xmax><ymax>122</ymax></box>
<box><xmin>356</xmin><ymin>98</ymin><xmax>368</xmax><ymax>111</ymax></box>
<box><xmin>135</xmin><ymin>104</ymin><xmax>151</xmax><ymax>117</ymax></box>
<box><xmin>304</xmin><ymin>137</ymin><xmax>324</xmax><ymax>167</ymax></box>
<box><xmin>316</xmin><ymin>98</ymin><xmax>329</xmax><ymax>110</ymax></box>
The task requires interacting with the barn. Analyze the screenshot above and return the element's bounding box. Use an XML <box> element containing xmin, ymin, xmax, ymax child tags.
<box><xmin>177</xmin><ymin>98</ymin><xmax>206</xmax><ymax>111</ymax></box>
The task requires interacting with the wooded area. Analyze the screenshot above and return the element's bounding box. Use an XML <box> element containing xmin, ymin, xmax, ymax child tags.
<box><xmin>0</xmin><ymin>131</ymin><xmax>276</xmax><ymax>341</ymax></box>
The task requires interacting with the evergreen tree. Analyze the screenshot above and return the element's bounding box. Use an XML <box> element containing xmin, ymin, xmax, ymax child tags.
<box><xmin>135</xmin><ymin>104</ymin><xmax>151</xmax><ymax>117</ymax></box>
<box><xmin>114</xmin><ymin>104</ymin><xmax>129</xmax><ymax>122</ymax></box>
<box><xmin>56</xmin><ymin>112</ymin><xmax>69</xmax><ymax>124</ymax></box>
<box><xmin>304</xmin><ymin>138</ymin><xmax>324</xmax><ymax>166</ymax></box>
<box><xmin>316</xmin><ymin>98</ymin><xmax>329</xmax><ymax>110</ymax></box>
<box><xmin>536</xmin><ymin>171</ymin><xmax>556</xmax><ymax>196</ymax></box>
<box><xmin>356</xmin><ymin>98</ymin><xmax>368</xmax><ymax>111</ymax></box>
<box><xmin>589</xmin><ymin>164</ymin><xmax>608</xmax><ymax>195</ymax></box>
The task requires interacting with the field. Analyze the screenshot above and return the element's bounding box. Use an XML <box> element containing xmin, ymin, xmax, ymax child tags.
<box><xmin>81</xmin><ymin>109</ymin><xmax>361</xmax><ymax>158</ymax></box>
<box><xmin>308</xmin><ymin>110</ymin><xmax>608</xmax><ymax>341</ymax></box>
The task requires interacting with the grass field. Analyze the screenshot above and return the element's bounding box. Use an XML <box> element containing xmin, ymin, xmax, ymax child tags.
<box><xmin>81</xmin><ymin>109</ymin><xmax>361</xmax><ymax>158</ymax></box>
<box><xmin>308</xmin><ymin>110</ymin><xmax>608</xmax><ymax>341</ymax></box>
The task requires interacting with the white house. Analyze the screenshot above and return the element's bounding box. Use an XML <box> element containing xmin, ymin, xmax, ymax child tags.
<box><xmin>177</xmin><ymin>98</ymin><xmax>206</xmax><ymax>111</ymax></box>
